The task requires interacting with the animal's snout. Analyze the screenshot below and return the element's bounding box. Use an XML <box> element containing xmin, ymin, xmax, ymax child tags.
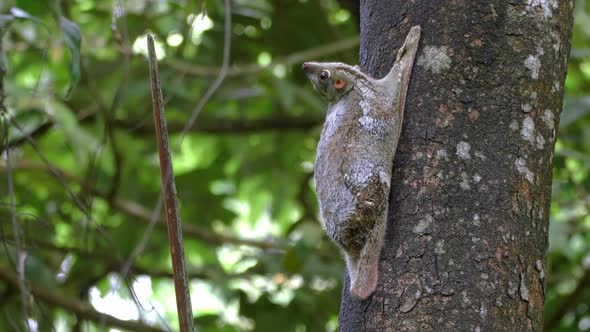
<box><xmin>302</xmin><ymin>62</ymin><xmax>310</xmax><ymax>71</ymax></box>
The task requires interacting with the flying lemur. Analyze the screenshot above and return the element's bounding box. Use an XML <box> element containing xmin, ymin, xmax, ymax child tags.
<box><xmin>302</xmin><ymin>26</ymin><xmax>421</xmax><ymax>299</ymax></box>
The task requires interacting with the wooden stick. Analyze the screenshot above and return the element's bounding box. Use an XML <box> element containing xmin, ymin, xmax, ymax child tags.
<box><xmin>147</xmin><ymin>33</ymin><xmax>194</xmax><ymax>332</ymax></box>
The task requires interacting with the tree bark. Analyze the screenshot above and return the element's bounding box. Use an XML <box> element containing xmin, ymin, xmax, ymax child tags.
<box><xmin>339</xmin><ymin>1</ymin><xmax>574</xmax><ymax>331</ymax></box>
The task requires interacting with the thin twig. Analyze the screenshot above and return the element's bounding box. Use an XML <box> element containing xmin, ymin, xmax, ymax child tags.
<box><xmin>111</xmin><ymin>202</ymin><xmax>168</xmax><ymax>330</ymax></box>
<box><xmin>113</xmin><ymin>196</ymin><xmax>169</xmax><ymax>330</ymax></box>
<box><xmin>119</xmin><ymin>196</ymin><xmax>163</xmax><ymax>281</ymax></box>
<box><xmin>178</xmin><ymin>0</ymin><xmax>232</xmax><ymax>144</ymax></box>
<box><xmin>113</xmin><ymin>6</ymin><xmax>164</xmax><ymax>308</ymax></box>
<box><xmin>105</xmin><ymin>0</ymin><xmax>132</xmax><ymax>200</ymax></box>
<box><xmin>1</xmin><ymin>21</ymin><xmax>31</xmax><ymax>326</ymax></box>
<box><xmin>2</xmin><ymin>119</ymin><xmax>31</xmax><ymax>331</ymax></box>
<box><xmin>0</xmin><ymin>267</ymin><xmax>165</xmax><ymax>332</ymax></box>
<box><xmin>147</xmin><ymin>33</ymin><xmax>194</xmax><ymax>332</ymax></box>
<box><xmin>8</xmin><ymin>119</ymin><xmax>114</xmax><ymax>246</ymax></box>
<box><xmin>125</xmin><ymin>279</ymin><xmax>173</xmax><ymax>332</ymax></box>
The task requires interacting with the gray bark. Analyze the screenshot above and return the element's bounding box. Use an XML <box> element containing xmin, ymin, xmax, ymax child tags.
<box><xmin>338</xmin><ymin>1</ymin><xmax>574</xmax><ymax>331</ymax></box>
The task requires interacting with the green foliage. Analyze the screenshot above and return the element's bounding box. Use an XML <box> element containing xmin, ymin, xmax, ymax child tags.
<box><xmin>0</xmin><ymin>0</ymin><xmax>348</xmax><ymax>331</ymax></box>
<box><xmin>546</xmin><ymin>1</ymin><xmax>590</xmax><ymax>331</ymax></box>
<box><xmin>58</xmin><ymin>16</ymin><xmax>82</xmax><ymax>98</ymax></box>
<box><xmin>0</xmin><ymin>0</ymin><xmax>587</xmax><ymax>331</ymax></box>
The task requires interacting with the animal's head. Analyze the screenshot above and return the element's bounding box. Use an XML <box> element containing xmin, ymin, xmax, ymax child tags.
<box><xmin>302</xmin><ymin>62</ymin><xmax>356</xmax><ymax>102</ymax></box>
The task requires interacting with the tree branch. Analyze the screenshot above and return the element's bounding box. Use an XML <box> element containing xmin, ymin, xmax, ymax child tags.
<box><xmin>113</xmin><ymin>198</ymin><xmax>283</xmax><ymax>249</ymax></box>
<box><xmin>111</xmin><ymin>115</ymin><xmax>321</xmax><ymax>135</ymax></box>
<box><xmin>0</xmin><ymin>160</ymin><xmax>285</xmax><ymax>250</ymax></box>
<box><xmin>0</xmin><ymin>237</ymin><xmax>249</xmax><ymax>281</ymax></box>
<box><xmin>0</xmin><ymin>267</ymin><xmax>165</xmax><ymax>332</ymax></box>
<box><xmin>166</xmin><ymin>36</ymin><xmax>359</xmax><ymax>77</ymax></box>
<box><xmin>3</xmin><ymin>113</ymin><xmax>321</xmax><ymax>158</ymax></box>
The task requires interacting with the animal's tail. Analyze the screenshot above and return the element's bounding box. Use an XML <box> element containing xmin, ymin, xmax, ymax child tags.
<box><xmin>348</xmin><ymin>214</ymin><xmax>387</xmax><ymax>299</ymax></box>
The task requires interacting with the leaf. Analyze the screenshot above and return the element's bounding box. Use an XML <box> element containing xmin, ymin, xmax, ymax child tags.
<box><xmin>9</xmin><ymin>7</ymin><xmax>46</xmax><ymax>26</ymax></box>
<box><xmin>59</xmin><ymin>17</ymin><xmax>82</xmax><ymax>98</ymax></box>
<box><xmin>0</xmin><ymin>6</ymin><xmax>47</xmax><ymax>30</ymax></box>
<box><xmin>10</xmin><ymin>7</ymin><xmax>34</xmax><ymax>19</ymax></box>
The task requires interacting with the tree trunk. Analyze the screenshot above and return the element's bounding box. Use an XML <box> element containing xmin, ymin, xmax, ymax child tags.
<box><xmin>339</xmin><ymin>1</ymin><xmax>574</xmax><ymax>331</ymax></box>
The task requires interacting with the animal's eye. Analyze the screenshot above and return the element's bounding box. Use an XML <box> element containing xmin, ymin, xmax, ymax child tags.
<box><xmin>319</xmin><ymin>69</ymin><xmax>331</xmax><ymax>81</ymax></box>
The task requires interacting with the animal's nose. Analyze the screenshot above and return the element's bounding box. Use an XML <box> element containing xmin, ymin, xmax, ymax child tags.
<box><xmin>302</xmin><ymin>62</ymin><xmax>309</xmax><ymax>71</ymax></box>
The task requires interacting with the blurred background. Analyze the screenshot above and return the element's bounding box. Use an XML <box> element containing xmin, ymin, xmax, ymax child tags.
<box><xmin>0</xmin><ymin>0</ymin><xmax>588</xmax><ymax>331</ymax></box>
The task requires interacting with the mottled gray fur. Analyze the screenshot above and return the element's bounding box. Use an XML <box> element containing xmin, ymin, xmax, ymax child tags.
<box><xmin>302</xmin><ymin>26</ymin><xmax>421</xmax><ymax>299</ymax></box>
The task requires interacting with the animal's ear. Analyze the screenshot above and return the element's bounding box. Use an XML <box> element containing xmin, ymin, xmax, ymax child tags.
<box><xmin>334</xmin><ymin>78</ymin><xmax>346</xmax><ymax>90</ymax></box>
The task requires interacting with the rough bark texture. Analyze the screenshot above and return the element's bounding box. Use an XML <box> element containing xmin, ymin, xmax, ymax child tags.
<box><xmin>339</xmin><ymin>1</ymin><xmax>574</xmax><ymax>331</ymax></box>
